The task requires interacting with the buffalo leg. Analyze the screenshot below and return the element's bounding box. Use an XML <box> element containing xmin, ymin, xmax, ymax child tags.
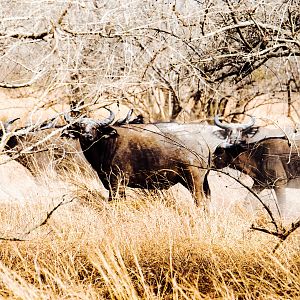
<box><xmin>108</xmin><ymin>177</ymin><xmax>126</xmax><ymax>201</ymax></box>
<box><xmin>275</xmin><ymin>187</ymin><xmax>288</xmax><ymax>225</ymax></box>
<box><xmin>181</xmin><ymin>168</ymin><xmax>206</xmax><ymax>207</ymax></box>
<box><xmin>275</xmin><ymin>180</ymin><xmax>300</xmax><ymax>222</ymax></box>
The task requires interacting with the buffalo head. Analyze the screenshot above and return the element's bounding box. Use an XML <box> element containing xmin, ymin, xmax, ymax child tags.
<box><xmin>63</xmin><ymin>108</ymin><xmax>116</xmax><ymax>141</ymax></box>
<box><xmin>214</xmin><ymin>114</ymin><xmax>258</xmax><ymax>145</ymax></box>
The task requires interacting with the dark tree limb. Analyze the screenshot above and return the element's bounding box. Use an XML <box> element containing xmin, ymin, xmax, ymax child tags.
<box><xmin>252</xmin><ymin>219</ymin><xmax>300</xmax><ymax>252</ymax></box>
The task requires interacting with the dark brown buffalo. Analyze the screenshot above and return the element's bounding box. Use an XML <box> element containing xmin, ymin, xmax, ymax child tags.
<box><xmin>63</xmin><ymin>109</ymin><xmax>209</xmax><ymax>205</ymax></box>
<box><xmin>212</xmin><ymin>137</ymin><xmax>300</xmax><ymax>215</ymax></box>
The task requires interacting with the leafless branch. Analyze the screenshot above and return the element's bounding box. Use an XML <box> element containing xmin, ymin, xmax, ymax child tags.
<box><xmin>25</xmin><ymin>196</ymin><xmax>75</xmax><ymax>235</ymax></box>
<box><xmin>0</xmin><ymin>69</ymin><xmax>46</xmax><ymax>89</ymax></box>
<box><xmin>252</xmin><ymin>219</ymin><xmax>300</xmax><ymax>252</ymax></box>
<box><xmin>0</xmin><ymin>30</ymin><xmax>51</xmax><ymax>40</ymax></box>
<box><xmin>0</xmin><ymin>196</ymin><xmax>75</xmax><ymax>242</ymax></box>
<box><xmin>210</xmin><ymin>167</ymin><xmax>279</xmax><ymax>231</ymax></box>
<box><xmin>212</xmin><ymin>167</ymin><xmax>300</xmax><ymax>253</ymax></box>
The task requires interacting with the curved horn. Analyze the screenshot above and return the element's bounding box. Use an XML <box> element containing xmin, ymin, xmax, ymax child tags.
<box><xmin>214</xmin><ymin>115</ymin><xmax>231</xmax><ymax>130</ymax></box>
<box><xmin>214</xmin><ymin>115</ymin><xmax>256</xmax><ymax>130</ymax></box>
<box><xmin>125</xmin><ymin>109</ymin><xmax>133</xmax><ymax>122</ymax></box>
<box><xmin>97</xmin><ymin>108</ymin><xmax>115</xmax><ymax>126</ymax></box>
<box><xmin>39</xmin><ymin>117</ymin><xmax>58</xmax><ymax>130</ymax></box>
<box><xmin>115</xmin><ymin>109</ymin><xmax>133</xmax><ymax>125</ymax></box>
<box><xmin>3</xmin><ymin>117</ymin><xmax>20</xmax><ymax>132</ymax></box>
<box><xmin>240</xmin><ymin>115</ymin><xmax>255</xmax><ymax>129</ymax></box>
<box><xmin>64</xmin><ymin>112</ymin><xmax>74</xmax><ymax>123</ymax></box>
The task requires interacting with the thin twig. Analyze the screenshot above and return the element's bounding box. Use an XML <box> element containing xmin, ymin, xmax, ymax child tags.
<box><xmin>0</xmin><ymin>196</ymin><xmax>76</xmax><ymax>242</ymax></box>
<box><xmin>25</xmin><ymin>196</ymin><xmax>76</xmax><ymax>235</ymax></box>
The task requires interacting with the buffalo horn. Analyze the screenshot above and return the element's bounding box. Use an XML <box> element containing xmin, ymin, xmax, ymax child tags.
<box><xmin>64</xmin><ymin>112</ymin><xmax>73</xmax><ymax>123</ymax></box>
<box><xmin>39</xmin><ymin>116</ymin><xmax>58</xmax><ymax>130</ymax></box>
<box><xmin>240</xmin><ymin>115</ymin><xmax>255</xmax><ymax>129</ymax></box>
<box><xmin>116</xmin><ymin>109</ymin><xmax>133</xmax><ymax>125</ymax></box>
<box><xmin>3</xmin><ymin>117</ymin><xmax>20</xmax><ymax>132</ymax></box>
<box><xmin>96</xmin><ymin>108</ymin><xmax>115</xmax><ymax>126</ymax></box>
<box><xmin>214</xmin><ymin>115</ymin><xmax>255</xmax><ymax>129</ymax></box>
<box><xmin>214</xmin><ymin>115</ymin><xmax>230</xmax><ymax>129</ymax></box>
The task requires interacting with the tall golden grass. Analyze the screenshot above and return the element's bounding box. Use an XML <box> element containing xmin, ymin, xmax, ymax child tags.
<box><xmin>0</xmin><ymin>157</ymin><xmax>299</xmax><ymax>300</ymax></box>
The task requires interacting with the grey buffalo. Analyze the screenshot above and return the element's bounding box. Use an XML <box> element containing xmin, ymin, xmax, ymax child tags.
<box><xmin>0</xmin><ymin>116</ymin><xmax>82</xmax><ymax>174</ymax></box>
<box><xmin>148</xmin><ymin>114</ymin><xmax>259</xmax><ymax>183</ymax></box>
<box><xmin>213</xmin><ymin>136</ymin><xmax>300</xmax><ymax>216</ymax></box>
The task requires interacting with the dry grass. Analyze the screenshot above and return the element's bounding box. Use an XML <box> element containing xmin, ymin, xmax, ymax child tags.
<box><xmin>0</xmin><ymin>158</ymin><xmax>299</xmax><ymax>300</ymax></box>
<box><xmin>0</xmin><ymin>0</ymin><xmax>300</xmax><ymax>296</ymax></box>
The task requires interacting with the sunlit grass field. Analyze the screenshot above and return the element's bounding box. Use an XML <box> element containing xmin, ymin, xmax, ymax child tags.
<box><xmin>0</xmin><ymin>159</ymin><xmax>299</xmax><ymax>300</ymax></box>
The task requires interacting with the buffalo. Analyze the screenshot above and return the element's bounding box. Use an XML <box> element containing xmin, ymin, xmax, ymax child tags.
<box><xmin>212</xmin><ymin>137</ymin><xmax>300</xmax><ymax>216</ymax></box>
<box><xmin>63</xmin><ymin>109</ymin><xmax>212</xmax><ymax>205</ymax></box>
<box><xmin>0</xmin><ymin>116</ymin><xmax>84</xmax><ymax>175</ymax></box>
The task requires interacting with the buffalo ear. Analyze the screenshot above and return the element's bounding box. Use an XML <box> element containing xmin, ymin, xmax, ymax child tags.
<box><xmin>61</xmin><ymin>129</ymin><xmax>79</xmax><ymax>139</ymax></box>
<box><xmin>213</xmin><ymin>129</ymin><xmax>228</xmax><ymax>140</ymax></box>
<box><xmin>101</xmin><ymin>127</ymin><xmax>118</xmax><ymax>139</ymax></box>
<box><xmin>243</xmin><ymin>126</ymin><xmax>259</xmax><ymax>138</ymax></box>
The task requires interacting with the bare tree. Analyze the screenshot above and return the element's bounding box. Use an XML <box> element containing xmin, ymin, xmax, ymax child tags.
<box><xmin>0</xmin><ymin>0</ymin><xmax>299</xmax><ymax>121</ymax></box>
